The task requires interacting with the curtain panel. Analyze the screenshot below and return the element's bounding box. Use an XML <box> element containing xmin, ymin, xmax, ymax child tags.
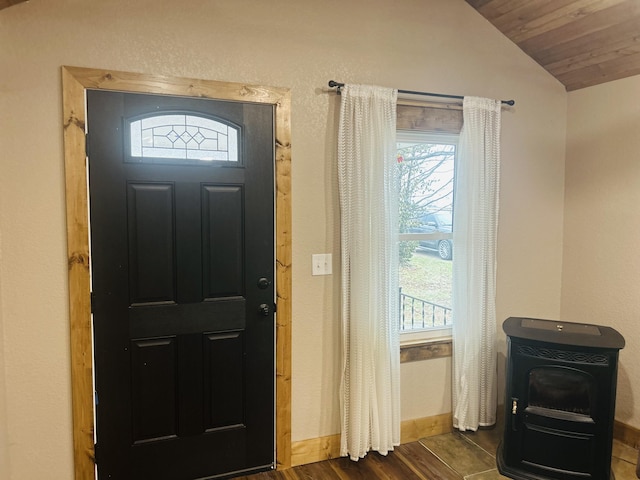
<box><xmin>452</xmin><ymin>96</ymin><xmax>501</xmax><ymax>431</ymax></box>
<box><xmin>337</xmin><ymin>84</ymin><xmax>401</xmax><ymax>460</ymax></box>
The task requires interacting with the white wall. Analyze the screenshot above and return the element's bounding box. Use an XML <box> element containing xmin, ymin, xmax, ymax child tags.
<box><xmin>0</xmin><ymin>0</ymin><xmax>567</xmax><ymax>478</ymax></box>
<box><xmin>0</xmin><ymin>228</ymin><xmax>9</xmax><ymax>480</ymax></box>
<box><xmin>563</xmin><ymin>74</ymin><xmax>640</xmax><ymax>429</ymax></box>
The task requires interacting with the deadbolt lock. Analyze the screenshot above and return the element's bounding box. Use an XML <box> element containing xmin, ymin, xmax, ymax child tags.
<box><xmin>257</xmin><ymin>277</ymin><xmax>271</xmax><ymax>290</ymax></box>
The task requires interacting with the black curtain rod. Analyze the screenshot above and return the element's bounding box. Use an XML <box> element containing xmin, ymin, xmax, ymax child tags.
<box><xmin>328</xmin><ymin>80</ymin><xmax>515</xmax><ymax>106</ymax></box>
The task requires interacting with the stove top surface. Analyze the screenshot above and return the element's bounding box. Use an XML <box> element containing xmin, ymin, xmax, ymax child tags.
<box><xmin>503</xmin><ymin>317</ymin><xmax>625</xmax><ymax>349</ymax></box>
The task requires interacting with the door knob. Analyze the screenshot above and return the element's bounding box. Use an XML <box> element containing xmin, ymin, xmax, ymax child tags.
<box><xmin>258</xmin><ymin>303</ymin><xmax>270</xmax><ymax>316</ymax></box>
<box><xmin>257</xmin><ymin>277</ymin><xmax>271</xmax><ymax>290</ymax></box>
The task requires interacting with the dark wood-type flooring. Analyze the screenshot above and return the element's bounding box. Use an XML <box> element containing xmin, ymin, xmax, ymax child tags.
<box><xmin>237</xmin><ymin>442</ymin><xmax>463</xmax><ymax>480</ymax></box>
<box><xmin>235</xmin><ymin>420</ymin><xmax>640</xmax><ymax>480</ymax></box>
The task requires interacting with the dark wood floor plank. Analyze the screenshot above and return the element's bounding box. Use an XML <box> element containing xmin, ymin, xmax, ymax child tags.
<box><xmin>297</xmin><ymin>460</ymin><xmax>345</xmax><ymax>479</ymax></box>
<box><xmin>232</xmin><ymin>469</ymin><xmax>286</xmax><ymax>480</ymax></box>
<box><xmin>235</xmin><ymin>441</ymin><xmax>464</xmax><ymax>480</ymax></box>
<box><xmin>365</xmin><ymin>450</ymin><xmax>427</xmax><ymax>479</ymax></box>
<box><xmin>395</xmin><ymin>443</ymin><xmax>463</xmax><ymax>480</ymax></box>
<box><xmin>328</xmin><ymin>455</ymin><xmax>380</xmax><ymax>479</ymax></box>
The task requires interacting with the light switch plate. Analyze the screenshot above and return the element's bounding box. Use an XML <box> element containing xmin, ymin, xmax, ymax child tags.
<box><xmin>312</xmin><ymin>253</ymin><xmax>332</xmax><ymax>276</ymax></box>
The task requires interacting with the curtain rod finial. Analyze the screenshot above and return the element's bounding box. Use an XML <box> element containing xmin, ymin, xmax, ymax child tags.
<box><xmin>328</xmin><ymin>80</ymin><xmax>344</xmax><ymax>95</ymax></box>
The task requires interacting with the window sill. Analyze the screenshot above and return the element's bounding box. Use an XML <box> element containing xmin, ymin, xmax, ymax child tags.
<box><xmin>400</xmin><ymin>337</ymin><xmax>452</xmax><ymax>363</ymax></box>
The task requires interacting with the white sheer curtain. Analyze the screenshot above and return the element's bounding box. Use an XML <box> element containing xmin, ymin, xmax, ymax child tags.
<box><xmin>452</xmin><ymin>96</ymin><xmax>501</xmax><ymax>431</ymax></box>
<box><xmin>337</xmin><ymin>84</ymin><xmax>400</xmax><ymax>460</ymax></box>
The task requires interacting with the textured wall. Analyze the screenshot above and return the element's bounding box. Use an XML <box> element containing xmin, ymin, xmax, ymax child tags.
<box><xmin>0</xmin><ymin>0</ymin><xmax>567</xmax><ymax>478</ymax></box>
<box><xmin>563</xmin><ymin>75</ymin><xmax>640</xmax><ymax>429</ymax></box>
<box><xmin>0</xmin><ymin>233</ymin><xmax>8</xmax><ymax>480</ymax></box>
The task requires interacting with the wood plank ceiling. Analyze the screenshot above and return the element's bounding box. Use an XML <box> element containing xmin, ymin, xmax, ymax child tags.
<box><xmin>3</xmin><ymin>1</ymin><xmax>640</xmax><ymax>91</ymax></box>
<box><xmin>465</xmin><ymin>0</ymin><xmax>640</xmax><ymax>91</ymax></box>
<box><xmin>0</xmin><ymin>0</ymin><xmax>27</xmax><ymax>10</ymax></box>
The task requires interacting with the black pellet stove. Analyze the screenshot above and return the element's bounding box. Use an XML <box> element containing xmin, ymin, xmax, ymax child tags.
<box><xmin>498</xmin><ymin>317</ymin><xmax>625</xmax><ymax>480</ymax></box>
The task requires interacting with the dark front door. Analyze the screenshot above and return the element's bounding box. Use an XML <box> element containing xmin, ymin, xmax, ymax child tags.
<box><xmin>88</xmin><ymin>90</ymin><xmax>275</xmax><ymax>479</ymax></box>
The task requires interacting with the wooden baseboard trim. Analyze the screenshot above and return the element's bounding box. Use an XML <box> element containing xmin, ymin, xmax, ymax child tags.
<box><xmin>291</xmin><ymin>433</ymin><xmax>341</xmax><ymax>467</ymax></box>
<box><xmin>290</xmin><ymin>416</ymin><xmax>640</xmax><ymax>467</ymax></box>
<box><xmin>400</xmin><ymin>412</ymin><xmax>453</xmax><ymax>444</ymax></box>
<box><xmin>614</xmin><ymin>420</ymin><xmax>640</xmax><ymax>449</ymax></box>
<box><xmin>290</xmin><ymin>412</ymin><xmax>453</xmax><ymax>467</ymax></box>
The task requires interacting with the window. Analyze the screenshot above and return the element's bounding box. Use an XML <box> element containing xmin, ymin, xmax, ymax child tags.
<box><xmin>128</xmin><ymin>113</ymin><xmax>240</xmax><ymax>162</ymax></box>
<box><xmin>397</xmin><ymin>131</ymin><xmax>457</xmax><ymax>341</ymax></box>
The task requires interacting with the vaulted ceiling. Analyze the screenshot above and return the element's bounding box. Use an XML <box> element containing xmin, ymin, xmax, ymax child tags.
<box><xmin>3</xmin><ymin>0</ymin><xmax>640</xmax><ymax>91</ymax></box>
<box><xmin>465</xmin><ymin>0</ymin><xmax>640</xmax><ymax>91</ymax></box>
<box><xmin>0</xmin><ymin>0</ymin><xmax>26</xmax><ymax>10</ymax></box>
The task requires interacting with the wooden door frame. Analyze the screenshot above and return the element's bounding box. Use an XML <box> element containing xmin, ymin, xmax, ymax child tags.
<box><xmin>62</xmin><ymin>66</ymin><xmax>292</xmax><ymax>479</ymax></box>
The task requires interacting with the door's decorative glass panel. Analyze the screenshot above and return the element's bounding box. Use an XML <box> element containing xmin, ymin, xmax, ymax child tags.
<box><xmin>129</xmin><ymin>114</ymin><xmax>239</xmax><ymax>162</ymax></box>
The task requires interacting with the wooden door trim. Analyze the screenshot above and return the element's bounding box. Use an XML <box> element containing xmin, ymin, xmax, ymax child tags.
<box><xmin>62</xmin><ymin>66</ymin><xmax>292</xmax><ymax>479</ymax></box>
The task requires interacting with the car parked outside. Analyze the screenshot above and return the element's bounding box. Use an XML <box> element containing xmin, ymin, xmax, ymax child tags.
<box><xmin>411</xmin><ymin>212</ymin><xmax>453</xmax><ymax>260</ymax></box>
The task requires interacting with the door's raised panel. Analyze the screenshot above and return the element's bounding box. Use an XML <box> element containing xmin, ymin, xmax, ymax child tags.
<box><xmin>131</xmin><ymin>337</ymin><xmax>178</xmax><ymax>443</ymax></box>
<box><xmin>128</xmin><ymin>183</ymin><xmax>176</xmax><ymax>305</ymax></box>
<box><xmin>202</xmin><ymin>185</ymin><xmax>244</xmax><ymax>299</ymax></box>
<box><xmin>204</xmin><ymin>332</ymin><xmax>245</xmax><ymax>430</ymax></box>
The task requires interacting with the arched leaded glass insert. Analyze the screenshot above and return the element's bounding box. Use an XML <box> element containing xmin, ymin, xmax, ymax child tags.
<box><xmin>129</xmin><ymin>113</ymin><xmax>239</xmax><ymax>162</ymax></box>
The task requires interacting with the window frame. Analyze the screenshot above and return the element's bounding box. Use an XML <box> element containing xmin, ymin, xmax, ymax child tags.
<box><xmin>397</xmin><ymin>129</ymin><xmax>459</xmax><ymax>344</ymax></box>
